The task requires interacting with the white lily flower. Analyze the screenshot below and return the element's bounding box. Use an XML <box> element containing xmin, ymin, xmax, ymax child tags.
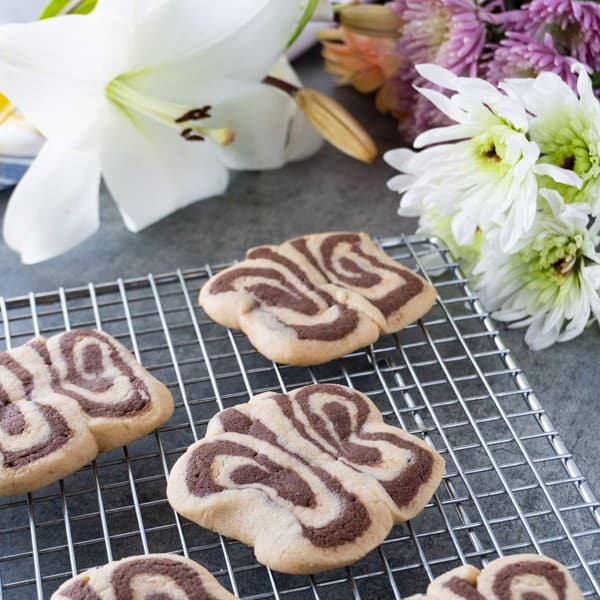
<box><xmin>474</xmin><ymin>189</ymin><xmax>600</xmax><ymax>350</ymax></box>
<box><xmin>0</xmin><ymin>115</ymin><xmax>44</xmax><ymax>190</ymax></box>
<box><xmin>0</xmin><ymin>0</ymin><xmax>320</xmax><ymax>263</ymax></box>
<box><xmin>384</xmin><ymin>64</ymin><xmax>575</xmax><ymax>253</ymax></box>
<box><xmin>502</xmin><ymin>64</ymin><xmax>600</xmax><ymax>212</ymax></box>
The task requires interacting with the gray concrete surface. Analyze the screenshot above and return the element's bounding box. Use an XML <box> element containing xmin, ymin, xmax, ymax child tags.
<box><xmin>0</xmin><ymin>47</ymin><xmax>598</xmax><ymax>595</ymax></box>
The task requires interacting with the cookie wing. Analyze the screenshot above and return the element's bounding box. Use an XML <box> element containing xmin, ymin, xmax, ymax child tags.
<box><xmin>52</xmin><ymin>553</ymin><xmax>236</xmax><ymax>599</ymax></box>
<box><xmin>408</xmin><ymin>554</ymin><xmax>583</xmax><ymax>599</ymax></box>
<box><xmin>0</xmin><ymin>330</ymin><xmax>174</xmax><ymax>497</ymax></box>
<box><xmin>425</xmin><ymin>565</ymin><xmax>483</xmax><ymax>599</ymax></box>
<box><xmin>289</xmin><ymin>232</ymin><xmax>436</xmax><ymax>333</ymax></box>
<box><xmin>168</xmin><ymin>384</ymin><xmax>444</xmax><ymax>574</ymax></box>
<box><xmin>46</xmin><ymin>330</ymin><xmax>173</xmax><ymax>451</ymax></box>
<box><xmin>0</xmin><ymin>397</ymin><xmax>98</xmax><ymax>497</ymax></box>
<box><xmin>0</xmin><ymin>339</ymin><xmax>97</xmax><ymax>496</ymax></box>
<box><xmin>248</xmin><ymin>383</ymin><xmax>446</xmax><ymax>522</ymax></box>
<box><xmin>477</xmin><ymin>554</ymin><xmax>584</xmax><ymax>600</ymax></box>
<box><xmin>199</xmin><ymin>232</ymin><xmax>435</xmax><ymax>366</ymax></box>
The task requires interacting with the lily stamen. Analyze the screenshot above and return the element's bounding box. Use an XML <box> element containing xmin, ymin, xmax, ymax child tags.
<box><xmin>106</xmin><ymin>78</ymin><xmax>234</xmax><ymax>146</ymax></box>
<box><xmin>175</xmin><ymin>107</ymin><xmax>211</xmax><ymax>123</ymax></box>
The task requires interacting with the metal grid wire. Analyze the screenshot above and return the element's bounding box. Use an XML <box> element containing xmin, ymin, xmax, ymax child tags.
<box><xmin>0</xmin><ymin>235</ymin><xmax>599</xmax><ymax>600</ymax></box>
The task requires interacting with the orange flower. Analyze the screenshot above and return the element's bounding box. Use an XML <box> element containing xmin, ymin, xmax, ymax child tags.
<box><xmin>319</xmin><ymin>27</ymin><xmax>402</xmax><ymax>115</ymax></box>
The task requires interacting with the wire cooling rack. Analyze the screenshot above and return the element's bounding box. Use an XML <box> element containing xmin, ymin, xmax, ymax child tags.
<box><xmin>0</xmin><ymin>235</ymin><xmax>599</xmax><ymax>600</ymax></box>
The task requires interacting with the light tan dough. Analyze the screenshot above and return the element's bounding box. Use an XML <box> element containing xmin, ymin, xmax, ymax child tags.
<box><xmin>168</xmin><ymin>383</ymin><xmax>444</xmax><ymax>574</ymax></box>
<box><xmin>408</xmin><ymin>554</ymin><xmax>583</xmax><ymax>599</ymax></box>
<box><xmin>0</xmin><ymin>330</ymin><xmax>174</xmax><ymax>497</ymax></box>
<box><xmin>51</xmin><ymin>553</ymin><xmax>236</xmax><ymax>599</ymax></box>
<box><xmin>199</xmin><ymin>232</ymin><xmax>436</xmax><ymax>365</ymax></box>
<box><xmin>44</xmin><ymin>330</ymin><xmax>174</xmax><ymax>451</ymax></box>
<box><xmin>477</xmin><ymin>554</ymin><xmax>583</xmax><ymax>600</ymax></box>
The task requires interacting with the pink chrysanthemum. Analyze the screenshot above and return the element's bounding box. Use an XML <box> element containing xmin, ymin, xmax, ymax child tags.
<box><xmin>484</xmin><ymin>32</ymin><xmax>579</xmax><ymax>89</ymax></box>
<box><xmin>389</xmin><ymin>0</ymin><xmax>491</xmax><ymax>141</ymax></box>
<box><xmin>501</xmin><ymin>0</ymin><xmax>600</xmax><ymax>70</ymax></box>
<box><xmin>390</xmin><ymin>0</ymin><xmax>490</xmax><ymax>74</ymax></box>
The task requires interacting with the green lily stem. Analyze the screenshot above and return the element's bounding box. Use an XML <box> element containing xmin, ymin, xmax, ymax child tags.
<box><xmin>39</xmin><ymin>0</ymin><xmax>96</xmax><ymax>19</ymax></box>
<box><xmin>286</xmin><ymin>0</ymin><xmax>322</xmax><ymax>48</ymax></box>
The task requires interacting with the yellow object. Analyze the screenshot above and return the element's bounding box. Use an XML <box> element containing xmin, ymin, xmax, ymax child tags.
<box><xmin>0</xmin><ymin>93</ymin><xmax>16</xmax><ymax>124</ymax></box>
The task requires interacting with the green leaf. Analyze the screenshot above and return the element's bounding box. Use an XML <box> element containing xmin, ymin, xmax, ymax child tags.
<box><xmin>70</xmin><ymin>0</ymin><xmax>97</xmax><ymax>15</ymax></box>
<box><xmin>592</xmin><ymin>72</ymin><xmax>600</xmax><ymax>90</ymax></box>
<box><xmin>39</xmin><ymin>0</ymin><xmax>97</xmax><ymax>19</ymax></box>
<box><xmin>286</xmin><ymin>0</ymin><xmax>321</xmax><ymax>49</ymax></box>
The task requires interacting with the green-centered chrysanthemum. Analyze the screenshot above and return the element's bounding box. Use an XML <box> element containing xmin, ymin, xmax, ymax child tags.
<box><xmin>533</xmin><ymin>115</ymin><xmax>600</xmax><ymax>205</ymax></box>
<box><xmin>385</xmin><ymin>64</ymin><xmax>573</xmax><ymax>253</ymax></box>
<box><xmin>418</xmin><ymin>207</ymin><xmax>482</xmax><ymax>276</ymax></box>
<box><xmin>474</xmin><ymin>189</ymin><xmax>600</xmax><ymax>350</ymax></box>
<box><xmin>503</xmin><ymin>65</ymin><xmax>600</xmax><ymax>209</ymax></box>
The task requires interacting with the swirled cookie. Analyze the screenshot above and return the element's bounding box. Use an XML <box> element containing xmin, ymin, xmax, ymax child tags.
<box><xmin>0</xmin><ymin>330</ymin><xmax>173</xmax><ymax>497</ymax></box>
<box><xmin>51</xmin><ymin>553</ymin><xmax>236</xmax><ymax>599</ymax></box>
<box><xmin>168</xmin><ymin>383</ymin><xmax>444</xmax><ymax>574</ymax></box>
<box><xmin>199</xmin><ymin>232</ymin><xmax>436</xmax><ymax>365</ymax></box>
<box><xmin>407</xmin><ymin>554</ymin><xmax>583</xmax><ymax>599</ymax></box>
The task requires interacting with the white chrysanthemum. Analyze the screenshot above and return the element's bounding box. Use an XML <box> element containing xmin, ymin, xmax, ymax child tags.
<box><xmin>408</xmin><ymin>204</ymin><xmax>483</xmax><ymax>278</ymax></box>
<box><xmin>474</xmin><ymin>189</ymin><xmax>600</xmax><ymax>350</ymax></box>
<box><xmin>502</xmin><ymin>64</ymin><xmax>600</xmax><ymax>211</ymax></box>
<box><xmin>385</xmin><ymin>63</ymin><xmax>578</xmax><ymax>253</ymax></box>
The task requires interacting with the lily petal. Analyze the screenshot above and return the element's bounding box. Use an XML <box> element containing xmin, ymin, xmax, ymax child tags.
<box><xmin>3</xmin><ymin>142</ymin><xmax>101</xmax><ymax>263</ymax></box>
<box><xmin>211</xmin><ymin>84</ymin><xmax>293</xmax><ymax>170</ymax></box>
<box><xmin>0</xmin><ymin>118</ymin><xmax>44</xmax><ymax>155</ymax></box>
<box><xmin>269</xmin><ymin>57</ymin><xmax>322</xmax><ymax>163</ymax></box>
<box><xmin>100</xmin><ymin>106</ymin><xmax>229</xmax><ymax>232</ymax></box>
<box><xmin>128</xmin><ymin>0</ymin><xmax>307</xmax><ymax>102</ymax></box>
<box><xmin>94</xmin><ymin>0</ymin><xmax>166</xmax><ymax>25</ymax></box>
<box><xmin>285</xmin><ymin>97</ymin><xmax>324</xmax><ymax>163</ymax></box>
<box><xmin>313</xmin><ymin>0</ymin><xmax>334</xmax><ymax>21</ymax></box>
<box><xmin>0</xmin><ymin>15</ymin><xmax>130</xmax><ymax>148</ymax></box>
<box><xmin>212</xmin><ymin>60</ymin><xmax>321</xmax><ymax>170</ymax></box>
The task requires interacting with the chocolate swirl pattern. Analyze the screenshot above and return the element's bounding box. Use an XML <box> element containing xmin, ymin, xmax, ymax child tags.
<box><xmin>168</xmin><ymin>384</ymin><xmax>445</xmax><ymax>574</ymax></box>
<box><xmin>199</xmin><ymin>232</ymin><xmax>436</xmax><ymax>366</ymax></box>
<box><xmin>52</xmin><ymin>553</ymin><xmax>236</xmax><ymax>600</ymax></box>
<box><xmin>0</xmin><ymin>330</ymin><xmax>173</xmax><ymax>497</ymax></box>
<box><xmin>406</xmin><ymin>554</ymin><xmax>583</xmax><ymax>600</ymax></box>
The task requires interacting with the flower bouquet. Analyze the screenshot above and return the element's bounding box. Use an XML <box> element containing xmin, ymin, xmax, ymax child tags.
<box><xmin>320</xmin><ymin>0</ymin><xmax>600</xmax><ymax>141</ymax></box>
<box><xmin>319</xmin><ymin>1</ymin><xmax>600</xmax><ymax>349</ymax></box>
<box><xmin>385</xmin><ymin>62</ymin><xmax>600</xmax><ymax>350</ymax></box>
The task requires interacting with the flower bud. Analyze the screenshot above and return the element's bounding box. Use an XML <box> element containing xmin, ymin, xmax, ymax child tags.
<box><xmin>336</xmin><ymin>5</ymin><xmax>401</xmax><ymax>38</ymax></box>
<box><xmin>294</xmin><ymin>88</ymin><xmax>378</xmax><ymax>163</ymax></box>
